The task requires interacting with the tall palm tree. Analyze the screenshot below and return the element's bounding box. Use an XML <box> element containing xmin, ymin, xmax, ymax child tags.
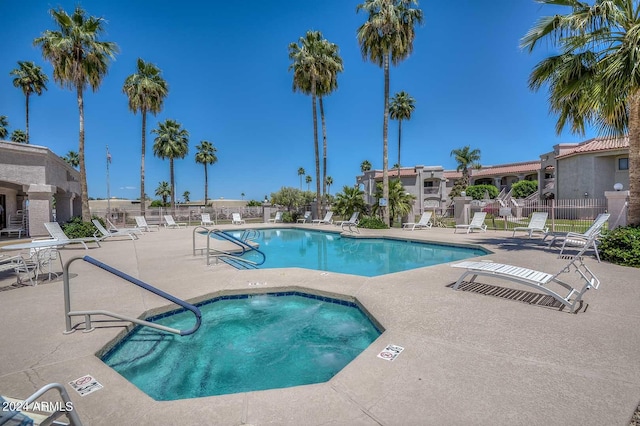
<box><xmin>450</xmin><ymin>146</ymin><xmax>481</xmax><ymax>188</ymax></box>
<box><xmin>10</xmin><ymin>61</ymin><xmax>48</xmax><ymax>144</ymax></box>
<box><xmin>360</xmin><ymin>160</ymin><xmax>372</xmax><ymax>173</ymax></box>
<box><xmin>0</xmin><ymin>116</ymin><xmax>8</xmax><ymax>139</ymax></box>
<box><xmin>63</xmin><ymin>150</ymin><xmax>79</xmax><ymax>168</ymax></box>
<box><xmin>389</xmin><ymin>91</ymin><xmax>416</xmax><ymax>175</ymax></box>
<box><xmin>325</xmin><ymin>176</ymin><xmax>333</xmax><ymax>195</ymax></box>
<box><xmin>194</xmin><ymin>140</ymin><xmax>217</xmax><ymax>205</ymax></box>
<box><xmin>34</xmin><ymin>6</ymin><xmax>119</xmax><ymax>221</ymax></box>
<box><xmin>297</xmin><ymin>167</ymin><xmax>306</xmax><ymax>189</ymax></box>
<box><xmin>10</xmin><ymin>130</ymin><xmax>27</xmax><ymax>143</ymax></box>
<box><xmin>155</xmin><ymin>181</ymin><xmax>171</xmax><ymax>206</ymax></box>
<box><xmin>182</xmin><ymin>190</ymin><xmax>190</xmax><ymax>203</ymax></box>
<box><xmin>152</xmin><ymin>119</ymin><xmax>189</xmax><ymax>212</ymax></box>
<box><xmin>521</xmin><ymin>0</ymin><xmax>640</xmax><ymax>225</ymax></box>
<box><xmin>357</xmin><ymin>0</ymin><xmax>423</xmax><ymax>226</ymax></box>
<box><xmin>305</xmin><ymin>175</ymin><xmax>312</xmax><ymax>191</ymax></box>
<box><xmin>123</xmin><ymin>58</ymin><xmax>168</xmax><ymax>217</ymax></box>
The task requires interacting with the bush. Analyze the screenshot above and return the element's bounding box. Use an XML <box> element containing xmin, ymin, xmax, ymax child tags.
<box><xmin>281</xmin><ymin>211</ymin><xmax>294</xmax><ymax>223</ymax></box>
<box><xmin>599</xmin><ymin>225</ymin><xmax>640</xmax><ymax>267</ymax></box>
<box><xmin>465</xmin><ymin>184</ymin><xmax>498</xmax><ymax>200</ymax></box>
<box><xmin>62</xmin><ymin>216</ymin><xmax>101</xmax><ymax>238</ymax></box>
<box><xmin>149</xmin><ymin>200</ymin><xmax>167</xmax><ymax>207</ymax></box>
<box><xmin>358</xmin><ymin>216</ymin><xmax>388</xmax><ymax>229</ymax></box>
<box><xmin>512</xmin><ymin>180</ymin><xmax>538</xmax><ymax>198</ymax></box>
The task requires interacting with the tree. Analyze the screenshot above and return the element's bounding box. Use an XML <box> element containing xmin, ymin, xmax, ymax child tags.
<box><xmin>450</xmin><ymin>145</ymin><xmax>481</xmax><ymax>188</ymax></box>
<box><xmin>241</xmin><ymin>192</ymin><xmax>245</xmax><ymax>200</ymax></box>
<box><xmin>63</xmin><ymin>150</ymin><xmax>79</xmax><ymax>168</ymax></box>
<box><xmin>10</xmin><ymin>61</ymin><xmax>48</xmax><ymax>144</ymax></box>
<box><xmin>521</xmin><ymin>0</ymin><xmax>640</xmax><ymax>225</ymax></box>
<box><xmin>357</xmin><ymin>0</ymin><xmax>423</xmax><ymax>226</ymax></box>
<box><xmin>305</xmin><ymin>175</ymin><xmax>312</xmax><ymax>191</ymax></box>
<box><xmin>389</xmin><ymin>91</ymin><xmax>415</xmax><ymax>175</ymax></box>
<box><xmin>0</xmin><ymin>116</ymin><xmax>9</xmax><ymax>139</ymax></box>
<box><xmin>123</xmin><ymin>58</ymin><xmax>168</xmax><ymax>217</ymax></box>
<box><xmin>152</xmin><ymin>119</ymin><xmax>189</xmax><ymax>212</ymax></box>
<box><xmin>333</xmin><ymin>186</ymin><xmax>367</xmax><ymax>218</ymax></box>
<box><xmin>297</xmin><ymin>167</ymin><xmax>305</xmax><ymax>189</ymax></box>
<box><xmin>372</xmin><ymin>179</ymin><xmax>416</xmax><ymax>226</ymax></box>
<box><xmin>155</xmin><ymin>181</ymin><xmax>171</xmax><ymax>206</ymax></box>
<box><xmin>34</xmin><ymin>6</ymin><xmax>119</xmax><ymax>222</ymax></box>
<box><xmin>182</xmin><ymin>190</ymin><xmax>190</xmax><ymax>203</ymax></box>
<box><xmin>325</xmin><ymin>176</ymin><xmax>333</xmax><ymax>195</ymax></box>
<box><xmin>10</xmin><ymin>130</ymin><xmax>27</xmax><ymax>143</ymax></box>
<box><xmin>194</xmin><ymin>140</ymin><xmax>217</xmax><ymax>205</ymax></box>
<box><xmin>360</xmin><ymin>159</ymin><xmax>372</xmax><ymax>172</ymax></box>
<box><xmin>270</xmin><ymin>187</ymin><xmax>305</xmax><ymax>211</ymax></box>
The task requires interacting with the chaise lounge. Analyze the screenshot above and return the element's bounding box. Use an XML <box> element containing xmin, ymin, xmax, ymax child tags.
<box><xmin>454</xmin><ymin>211</ymin><xmax>487</xmax><ymax>234</ymax></box>
<box><xmin>512</xmin><ymin>212</ymin><xmax>548</xmax><ymax>238</ymax></box>
<box><xmin>402</xmin><ymin>211</ymin><xmax>433</xmax><ymax>231</ymax></box>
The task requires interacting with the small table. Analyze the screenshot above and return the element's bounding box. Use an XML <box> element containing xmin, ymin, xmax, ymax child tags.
<box><xmin>1</xmin><ymin>240</ymin><xmax>69</xmax><ymax>283</ymax></box>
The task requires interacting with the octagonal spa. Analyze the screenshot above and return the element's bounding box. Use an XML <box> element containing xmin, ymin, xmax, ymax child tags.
<box><xmin>99</xmin><ymin>290</ymin><xmax>383</xmax><ymax>400</ymax></box>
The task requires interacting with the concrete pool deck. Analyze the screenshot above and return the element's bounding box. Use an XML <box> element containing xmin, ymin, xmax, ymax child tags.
<box><xmin>0</xmin><ymin>224</ymin><xmax>639</xmax><ymax>425</ymax></box>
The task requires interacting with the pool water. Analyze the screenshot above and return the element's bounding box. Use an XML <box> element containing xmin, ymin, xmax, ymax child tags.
<box><xmin>228</xmin><ymin>228</ymin><xmax>487</xmax><ymax>277</ymax></box>
<box><xmin>101</xmin><ymin>293</ymin><xmax>381</xmax><ymax>400</ymax></box>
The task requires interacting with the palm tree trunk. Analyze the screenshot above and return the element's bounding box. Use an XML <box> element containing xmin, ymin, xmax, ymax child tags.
<box><xmin>25</xmin><ymin>93</ymin><xmax>30</xmax><ymax>144</ymax></box>
<box><xmin>312</xmin><ymin>80</ymin><xmax>321</xmax><ymax>219</ymax></box>
<box><xmin>382</xmin><ymin>53</ymin><xmax>390</xmax><ymax>226</ymax></box>
<box><xmin>77</xmin><ymin>85</ymin><xmax>91</xmax><ymax>222</ymax></box>
<box><xmin>204</xmin><ymin>164</ymin><xmax>208</xmax><ymax>205</ymax></box>
<box><xmin>320</xmin><ymin>96</ymin><xmax>327</xmax><ymax>203</ymax></box>
<box><xmin>397</xmin><ymin>118</ymin><xmax>402</xmax><ymax>177</ymax></box>
<box><xmin>140</xmin><ymin>109</ymin><xmax>147</xmax><ymax>217</ymax></box>
<box><xmin>170</xmin><ymin>158</ymin><xmax>175</xmax><ymax>214</ymax></box>
<box><xmin>628</xmin><ymin>93</ymin><xmax>640</xmax><ymax>225</ymax></box>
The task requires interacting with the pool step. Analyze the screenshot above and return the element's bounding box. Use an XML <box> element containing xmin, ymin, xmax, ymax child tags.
<box><xmin>219</xmin><ymin>255</ymin><xmax>259</xmax><ymax>270</ymax></box>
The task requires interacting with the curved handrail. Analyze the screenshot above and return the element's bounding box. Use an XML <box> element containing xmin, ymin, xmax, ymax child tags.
<box><xmin>192</xmin><ymin>225</ymin><xmax>213</xmax><ymax>255</ymax></box>
<box><xmin>63</xmin><ymin>256</ymin><xmax>201</xmax><ymax>336</ymax></box>
<box><xmin>212</xmin><ymin>230</ymin><xmax>266</xmax><ymax>265</ymax></box>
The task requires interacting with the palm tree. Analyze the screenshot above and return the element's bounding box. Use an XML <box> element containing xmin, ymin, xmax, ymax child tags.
<box><xmin>194</xmin><ymin>140</ymin><xmax>217</xmax><ymax>206</ymax></box>
<box><xmin>521</xmin><ymin>1</ymin><xmax>640</xmax><ymax>225</ymax></box>
<box><xmin>152</xmin><ymin>119</ymin><xmax>189</xmax><ymax>212</ymax></box>
<box><xmin>10</xmin><ymin>130</ymin><xmax>27</xmax><ymax>143</ymax></box>
<box><xmin>63</xmin><ymin>150</ymin><xmax>79</xmax><ymax>168</ymax></box>
<box><xmin>297</xmin><ymin>167</ymin><xmax>305</xmax><ymax>190</ymax></box>
<box><xmin>0</xmin><ymin>116</ymin><xmax>8</xmax><ymax>139</ymax></box>
<box><xmin>360</xmin><ymin>160</ymin><xmax>372</xmax><ymax>173</ymax></box>
<box><xmin>34</xmin><ymin>6</ymin><xmax>118</xmax><ymax>221</ymax></box>
<box><xmin>155</xmin><ymin>181</ymin><xmax>171</xmax><ymax>206</ymax></box>
<box><xmin>10</xmin><ymin>61</ymin><xmax>48</xmax><ymax>144</ymax></box>
<box><xmin>241</xmin><ymin>192</ymin><xmax>245</xmax><ymax>200</ymax></box>
<box><xmin>450</xmin><ymin>146</ymin><xmax>481</xmax><ymax>188</ymax></box>
<box><xmin>372</xmin><ymin>179</ymin><xmax>416</xmax><ymax>226</ymax></box>
<box><xmin>182</xmin><ymin>190</ymin><xmax>190</xmax><ymax>203</ymax></box>
<box><xmin>357</xmin><ymin>0</ymin><xmax>423</xmax><ymax>226</ymax></box>
<box><xmin>389</xmin><ymin>91</ymin><xmax>416</xmax><ymax>175</ymax></box>
<box><xmin>305</xmin><ymin>175</ymin><xmax>312</xmax><ymax>191</ymax></box>
<box><xmin>123</xmin><ymin>58</ymin><xmax>168</xmax><ymax>217</ymax></box>
<box><xmin>325</xmin><ymin>176</ymin><xmax>333</xmax><ymax>195</ymax></box>
<box><xmin>333</xmin><ymin>185</ymin><xmax>367</xmax><ymax>218</ymax></box>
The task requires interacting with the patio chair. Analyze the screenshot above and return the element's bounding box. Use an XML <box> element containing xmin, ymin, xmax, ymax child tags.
<box><xmin>336</xmin><ymin>212</ymin><xmax>359</xmax><ymax>232</ymax></box>
<box><xmin>454</xmin><ymin>212</ymin><xmax>487</xmax><ymax>234</ymax></box>
<box><xmin>451</xmin><ymin>233</ymin><xmax>600</xmax><ymax>313</ymax></box>
<box><xmin>312</xmin><ymin>211</ymin><xmax>333</xmax><ymax>225</ymax></box>
<box><xmin>512</xmin><ymin>212</ymin><xmax>549</xmax><ymax>238</ymax></box>
<box><xmin>545</xmin><ymin>213</ymin><xmax>610</xmax><ymax>262</ymax></box>
<box><xmin>92</xmin><ymin>220</ymin><xmax>139</xmax><ymax>240</ymax></box>
<box><xmin>268</xmin><ymin>211</ymin><xmax>283</xmax><ymax>223</ymax></box>
<box><xmin>107</xmin><ymin>218</ymin><xmax>142</xmax><ymax>235</ymax></box>
<box><xmin>44</xmin><ymin>222</ymin><xmax>101</xmax><ymax>249</ymax></box>
<box><xmin>0</xmin><ymin>227</ymin><xmax>26</xmax><ymax>239</ymax></box>
<box><xmin>134</xmin><ymin>216</ymin><xmax>160</xmax><ymax>232</ymax></box>
<box><xmin>164</xmin><ymin>215</ymin><xmax>187</xmax><ymax>228</ymax></box>
<box><xmin>0</xmin><ymin>254</ymin><xmax>36</xmax><ymax>286</ymax></box>
<box><xmin>296</xmin><ymin>211</ymin><xmax>311</xmax><ymax>223</ymax></box>
<box><xmin>402</xmin><ymin>211</ymin><xmax>433</xmax><ymax>231</ymax></box>
<box><xmin>0</xmin><ymin>382</ymin><xmax>83</xmax><ymax>425</ymax></box>
<box><xmin>201</xmin><ymin>213</ymin><xmax>215</xmax><ymax>226</ymax></box>
<box><xmin>232</xmin><ymin>213</ymin><xmax>246</xmax><ymax>225</ymax></box>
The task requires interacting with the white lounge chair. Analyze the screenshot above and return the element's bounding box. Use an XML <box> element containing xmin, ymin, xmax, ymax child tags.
<box><xmin>454</xmin><ymin>212</ymin><xmax>487</xmax><ymax>233</ymax></box>
<box><xmin>297</xmin><ymin>211</ymin><xmax>311</xmax><ymax>223</ymax></box>
<box><xmin>312</xmin><ymin>211</ymin><xmax>333</xmax><ymax>225</ymax></box>
<box><xmin>164</xmin><ymin>215</ymin><xmax>187</xmax><ymax>228</ymax></box>
<box><xmin>402</xmin><ymin>211</ymin><xmax>433</xmax><ymax>231</ymax></box>
<box><xmin>1</xmin><ymin>382</ymin><xmax>83</xmax><ymax>425</ymax></box>
<box><xmin>268</xmin><ymin>212</ymin><xmax>283</xmax><ymax>223</ymax></box>
<box><xmin>0</xmin><ymin>227</ymin><xmax>26</xmax><ymax>238</ymax></box>
<box><xmin>545</xmin><ymin>213</ymin><xmax>610</xmax><ymax>262</ymax></box>
<box><xmin>232</xmin><ymin>213</ymin><xmax>246</xmax><ymax>225</ymax></box>
<box><xmin>336</xmin><ymin>212</ymin><xmax>359</xmax><ymax>232</ymax></box>
<box><xmin>512</xmin><ymin>212</ymin><xmax>549</xmax><ymax>238</ymax></box>
<box><xmin>92</xmin><ymin>219</ymin><xmax>139</xmax><ymax>240</ymax></box>
<box><xmin>106</xmin><ymin>218</ymin><xmax>141</xmax><ymax>235</ymax></box>
<box><xmin>0</xmin><ymin>254</ymin><xmax>36</xmax><ymax>286</ymax></box>
<box><xmin>44</xmin><ymin>222</ymin><xmax>101</xmax><ymax>249</ymax></box>
<box><xmin>201</xmin><ymin>213</ymin><xmax>215</xmax><ymax>226</ymax></box>
<box><xmin>451</xmin><ymin>233</ymin><xmax>600</xmax><ymax>313</ymax></box>
<box><xmin>134</xmin><ymin>216</ymin><xmax>160</xmax><ymax>232</ymax></box>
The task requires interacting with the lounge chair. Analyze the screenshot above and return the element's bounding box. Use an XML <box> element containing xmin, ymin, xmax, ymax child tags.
<box><xmin>92</xmin><ymin>219</ymin><xmax>139</xmax><ymax>240</ymax></box>
<box><xmin>0</xmin><ymin>227</ymin><xmax>26</xmax><ymax>238</ymax></box>
<box><xmin>402</xmin><ymin>211</ymin><xmax>433</xmax><ymax>231</ymax></box>
<box><xmin>107</xmin><ymin>218</ymin><xmax>141</xmax><ymax>235</ymax></box>
<box><xmin>512</xmin><ymin>212</ymin><xmax>549</xmax><ymax>238</ymax></box>
<box><xmin>545</xmin><ymin>213</ymin><xmax>610</xmax><ymax>262</ymax></box>
<box><xmin>312</xmin><ymin>211</ymin><xmax>333</xmax><ymax>225</ymax></box>
<box><xmin>232</xmin><ymin>213</ymin><xmax>246</xmax><ymax>225</ymax></box>
<box><xmin>134</xmin><ymin>216</ymin><xmax>160</xmax><ymax>232</ymax></box>
<box><xmin>451</xmin><ymin>233</ymin><xmax>600</xmax><ymax>313</ymax></box>
<box><xmin>0</xmin><ymin>382</ymin><xmax>83</xmax><ymax>425</ymax></box>
<box><xmin>164</xmin><ymin>215</ymin><xmax>187</xmax><ymax>229</ymax></box>
<box><xmin>44</xmin><ymin>222</ymin><xmax>101</xmax><ymax>249</ymax></box>
<box><xmin>454</xmin><ymin>212</ymin><xmax>487</xmax><ymax>233</ymax></box>
<box><xmin>201</xmin><ymin>213</ymin><xmax>215</xmax><ymax>226</ymax></box>
<box><xmin>0</xmin><ymin>254</ymin><xmax>36</xmax><ymax>286</ymax></box>
<box><xmin>297</xmin><ymin>211</ymin><xmax>311</xmax><ymax>223</ymax></box>
<box><xmin>336</xmin><ymin>212</ymin><xmax>359</xmax><ymax>232</ymax></box>
<box><xmin>268</xmin><ymin>212</ymin><xmax>283</xmax><ymax>223</ymax></box>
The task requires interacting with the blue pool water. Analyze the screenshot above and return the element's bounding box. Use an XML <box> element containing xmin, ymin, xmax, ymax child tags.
<box><xmin>227</xmin><ymin>228</ymin><xmax>487</xmax><ymax>276</ymax></box>
<box><xmin>101</xmin><ymin>292</ymin><xmax>381</xmax><ymax>400</ymax></box>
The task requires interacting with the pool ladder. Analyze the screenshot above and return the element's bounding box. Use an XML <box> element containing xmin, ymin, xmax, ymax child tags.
<box><xmin>192</xmin><ymin>226</ymin><xmax>266</xmax><ymax>269</ymax></box>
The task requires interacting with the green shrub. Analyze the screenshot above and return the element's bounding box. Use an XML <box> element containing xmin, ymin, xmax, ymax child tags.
<box><xmin>62</xmin><ymin>216</ymin><xmax>101</xmax><ymax>238</ymax></box>
<box><xmin>281</xmin><ymin>211</ymin><xmax>294</xmax><ymax>223</ymax></box>
<box><xmin>149</xmin><ymin>200</ymin><xmax>167</xmax><ymax>207</ymax></box>
<box><xmin>512</xmin><ymin>180</ymin><xmax>538</xmax><ymax>198</ymax></box>
<box><xmin>599</xmin><ymin>226</ymin><xmax>640</xmax><ymax>267</ymax></box>
<box><xmin>465</xmin><ymin>184</ymin><xmax>498</xmax><ymax>200</ymax></box>
<box><xmin>358</xmin><ymin>216</ymin><xmax>388</xmax><ymax>229</ymax></box>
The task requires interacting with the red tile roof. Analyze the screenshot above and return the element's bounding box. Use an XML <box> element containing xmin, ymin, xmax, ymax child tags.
<box><xmin>470</xmin><ymin>161</ymin><xmax>541</xmax><ymax>177</ymax></box>
<box><xmin>556</xmin><ymin>136</ymin><xmax>629</xmax><ymax>158</ymax></box>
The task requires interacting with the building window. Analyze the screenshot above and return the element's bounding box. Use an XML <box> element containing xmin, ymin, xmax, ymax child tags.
<box><xmin>618</xmin><ymin>157</ymin><xmax>629</xmax><ymax>171</ymax></box>
<box><xmin>423</xmin><ymin>180</ymin><xmax>434</xmax><ymax>188</ymax></box>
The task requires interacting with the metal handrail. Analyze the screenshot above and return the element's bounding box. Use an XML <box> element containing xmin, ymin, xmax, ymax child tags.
<box><xmin>205</xmin><ymin>229</ymin><xmax>266</xmax><ymax>266</ymax></box>
<box><xmin>63</xmin><ymin>256</ymin><xmax>201</xmax><ymax>336</ymax></box>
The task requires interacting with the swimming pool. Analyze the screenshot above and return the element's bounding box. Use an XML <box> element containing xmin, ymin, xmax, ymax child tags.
<box><xmin>101</xmin><ymin>292</ymin><xmax>381</xmax><ymax>400</ymax></box>
<box><xmin>226</xmin><ymin>228</ymin><xmax>487</xmax><ymax>277</ymax></box>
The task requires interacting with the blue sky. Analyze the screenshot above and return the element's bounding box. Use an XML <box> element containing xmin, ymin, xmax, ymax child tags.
<box><xmin>0</xmin><ymin>0</ymin><xmax>593</xmax><ymax>202</ymax></box>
